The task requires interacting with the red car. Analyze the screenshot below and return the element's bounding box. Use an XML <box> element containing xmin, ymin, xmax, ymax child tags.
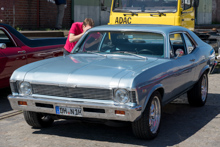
<box><xmin>0</xmin><ymin>23</ymin><xmax>66</xmax><ymax>88</ymax></box>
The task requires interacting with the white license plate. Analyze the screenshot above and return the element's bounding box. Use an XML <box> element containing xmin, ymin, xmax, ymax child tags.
<box><xmin>55</xmin><ymin>106</ymin><xmax>82</xmax><ymax>116</ymax></box>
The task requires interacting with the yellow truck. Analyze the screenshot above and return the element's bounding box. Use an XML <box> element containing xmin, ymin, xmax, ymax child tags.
<box><xmin>106</xmin><ymin>0</ymin><xmax>220</xmax><ymax>53</ymax></box>
<box><xmin>108</xmin><ymin>0</ymin><xmax>199</xmax><ymax>31</ymax></box>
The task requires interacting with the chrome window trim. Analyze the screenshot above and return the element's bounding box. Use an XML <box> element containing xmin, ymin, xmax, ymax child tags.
<box><xmin>73</xmin><ymin>30</ymin><xmax>167</xmax><ymax>58</ymax></box>
<box><xmin>168</xmin><ymin>31</ymin><xmax>185</xmax><ymax>58</ymax></box>
<box><xmin>98</xmin><ymin>32</ymin><xmax>106</xmax><ymax>51</ymax></box>
<box><xmin>183</xmin><ymin>31</ymin><xmax>198</xmax><ymax>47</ymax></box>
<box><xmin>168</xmin><ymin>30</ymin><xmax>197</xmax><ymax>57</ymax></box>
<box><xmin>0</xmin><ymin>27</ymin><xmax>17</xmax><ymax>47</ymax></box>
<box><xmin>182</xmin><ymin>33</ymin><xmax>193</xmax><ymax>54</ymax></box>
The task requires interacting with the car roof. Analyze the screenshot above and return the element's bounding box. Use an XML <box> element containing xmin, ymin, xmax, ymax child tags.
<box><xmin>90</xmin><ymin>24</ymin><xmax>189</xmax><ymax>34</ymax></box>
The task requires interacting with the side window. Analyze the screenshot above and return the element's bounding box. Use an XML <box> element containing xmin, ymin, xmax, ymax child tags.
<box><xmin>183</xmin><ymin>33</ymin><xmax>195</xmax><ymax>54</ymax></box>
<box><xmin>169</xmin><ymin>33</ymin><xmax>186</xmax><ymax>58</ymax></box>
<box><xmin>114</xmin><ymin>0</ymin><xmax>122</xmax><ymax>8</ymax></box>
<box><xmin>181</xmin><ymin>0</ymin><xmax>192</xmax><ymax>10</ymax></box>
<box><xmin>0</xmin><ymin>29</ymin><xmax>15</xmax><ymax>47</ymax></box>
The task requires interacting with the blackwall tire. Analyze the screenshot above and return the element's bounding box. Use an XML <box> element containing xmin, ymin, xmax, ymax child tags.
<box><xmin>187</xmin><ymin>72</ymin><xmax>208</xmax><ymax>107</ymax></box>
<box><xmin>132</xmin><ymin>91</ymin><xmax>162</xmax><ymax>140</ymax></box>
<box><xmin>23</xmin><ymin>111</ymin><xmax>54</xmax><ymax>128</ymax></box>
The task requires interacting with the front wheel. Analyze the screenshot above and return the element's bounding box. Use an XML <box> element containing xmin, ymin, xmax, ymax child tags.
<box><xmin>187</xmin><ymin>72</ymin><xmax>208</xmax><ymax>107</ymax></box>
<box><xmin>23</xmin><ymin>111</ymin><xmax>54</xmax><ymax>128</ymax></box>
<box><xmin>132</xmin><ymin>91</ymin><xmax>162</xmax><ymax>140</ymax></box>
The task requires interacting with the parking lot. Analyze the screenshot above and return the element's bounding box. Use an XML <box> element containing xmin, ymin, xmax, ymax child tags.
<box><xmin>0</xmin><ymin>74</ymin><xmax>220</xmax><ymax>147</ymax></box>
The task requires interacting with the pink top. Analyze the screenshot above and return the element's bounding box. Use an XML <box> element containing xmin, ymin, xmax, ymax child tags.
<box><xmin>64</xmin><ymin>22</ymin><xmax>83</xmax><ymax>52</ymax></box>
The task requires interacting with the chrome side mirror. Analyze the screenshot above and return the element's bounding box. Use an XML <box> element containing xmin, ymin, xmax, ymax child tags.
<box><xmin>0</xmin><ymin>43</ymin><xmax>6</xmax><ymax>49</ymax></box>
<box><xmin>175</xmin><ymin>49</ymin><xmax>184</xmax><ymax>59</ymax></box>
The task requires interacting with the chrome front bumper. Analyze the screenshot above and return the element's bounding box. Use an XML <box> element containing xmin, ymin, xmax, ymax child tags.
<box><xmin>8</xmin><ymin>95</ymin><xmax>142</xmax><ymax>122</ymax></box>
<box><xmin>216</xmin><ymin>47</ymin><xmax>220</xmax><ymax>62</ymax></box>
<box><xmin>217</xmin><ymin>55</ymin><xmax>220</xmax><ymax>62</ymax></box>
<box><xmin>210</xmin><ymin>60</ymin><xmax>218</xmax><ymax>73</ymax></box>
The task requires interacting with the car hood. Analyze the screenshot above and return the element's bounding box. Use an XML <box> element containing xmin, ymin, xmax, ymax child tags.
<box><xmin>12</xmin><ymin>54</ymin><xmax>161</xmax><ymax>89</ymax></box>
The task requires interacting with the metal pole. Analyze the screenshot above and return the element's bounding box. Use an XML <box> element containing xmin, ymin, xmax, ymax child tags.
<box><xmin>99</xmin><ymin>0</ymin><xmax>101</xmax><ymax>25</ymax></box>
<box><xmin>37</xmin><ymin>0</ymin><xmax>40</xmax><ymax>28</ymax></box>
<box><xmin>13</xmin><ymin>0</ymin><xmax>15</xmax><ymax>27</ymax></box>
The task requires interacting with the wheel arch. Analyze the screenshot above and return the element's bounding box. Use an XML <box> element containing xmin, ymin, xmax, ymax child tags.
<box><xmin>142</xmin><ymin>84</ymin><xmax>164</xmax><ymax>112</ymax></box>
<box><xmin>199</xmin><ymin>65</ymin><xmax>210</xmax><ymax>80</ymax></box>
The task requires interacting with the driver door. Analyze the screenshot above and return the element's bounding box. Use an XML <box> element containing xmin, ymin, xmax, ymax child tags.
<box><xmin>0</xmin><ymin>28</ymin><xmax>27</xmax><ymax>87</ymax></box>
<box><xmin>180</xmin><ymin>0</ymin><xmax>195</xmax><ymax>31</ymax></box>
<box><xmin>168</xmin><ymin>32</ymin><xmax>196</xmax><ymax>98</ymax></box>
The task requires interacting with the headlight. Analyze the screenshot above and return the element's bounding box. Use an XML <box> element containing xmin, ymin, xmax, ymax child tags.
<box><xmin>114</xmin><ymin>89</ymin><xmax>129</xmax><ymax>104</ymax></box>
<box><xmin>19</xmin><ymin>82</ymin><xmax>32</xmax><ymax>96</ymax></box>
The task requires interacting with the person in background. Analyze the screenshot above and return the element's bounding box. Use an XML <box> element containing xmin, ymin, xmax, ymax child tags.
<box><xmin>63</xmin><ymin>18</ymin><xmax>95</xmax><ymax>55</ymax></box>
<box><xmin>55</xmin><ymin>0</ymin><xmax>66</xmax><ymax>30</ymax></box>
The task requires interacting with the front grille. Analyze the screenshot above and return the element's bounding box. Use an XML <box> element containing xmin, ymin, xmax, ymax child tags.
<box><xmin>31</xmin><ymin>84</ymin><xmax>113</xmax><ymax>100</ymax></box>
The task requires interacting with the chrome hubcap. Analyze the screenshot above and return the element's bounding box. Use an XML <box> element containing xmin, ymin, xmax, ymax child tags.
<box><xmin>201</xmin><ymin>74</ymin><xmax>208</xmax><ymax>102</ymax></box>
<box><xmin>149</xmin><ymin>96</ymin><xmax>161</xmax><ymax>134</ymax></box>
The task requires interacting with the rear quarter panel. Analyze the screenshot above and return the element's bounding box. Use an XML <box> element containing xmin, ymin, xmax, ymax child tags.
<box><xmin>188</xmin><ymin>30</ymin><xmax>214</xmax><ymax>80</ymax></box>
<box><xmin>193</xmin><ymin>44</ymin><xmax>214</xmax><ymax>80</ymax></box>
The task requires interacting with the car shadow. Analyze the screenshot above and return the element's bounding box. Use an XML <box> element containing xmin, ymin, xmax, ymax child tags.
<box><xmin>32</xmin><ymin>93</ymin><xmax>220</xmax><ymax>146</ymax></box>
<box><xmin>0</xmin><ymin>87</ymin><xmax>13</xmax><ymax>113</ymax></box>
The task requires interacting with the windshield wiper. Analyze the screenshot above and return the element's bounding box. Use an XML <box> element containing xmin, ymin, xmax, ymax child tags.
<box><xmin>87</xmin><ymin>51</ymin><xmax>107</xmax><ymax>57</ymax></box>
<box><xmin>74</xmin><ymin>47</ymin><xmax>80</xmax><ymax>53</ymax></box>
<box><xmin>111</xmin><ymin>51</ymin><xmax>147</xmax><ymax>60</ymax></box>
<box><xmin>150</xmin><ymin>11</ymin><xmax>166</xmax><ymax>16</ymax></box>
<box><xmin>123</xmin><ymin>10</ymin><xmax>139</xmax><ymax>16</ymax></box>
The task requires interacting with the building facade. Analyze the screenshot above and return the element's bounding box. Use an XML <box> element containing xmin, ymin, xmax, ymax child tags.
<box><xmin>0</xmin><ymin>0</ymin><xmax>219</xmax><ymax>30</ymax></box>
<box><xmin>0</xmin><ymin>0</ymin><xmax>72</xmax><ymax>29</ymax></box>
<box><xmin>212</xmin><ymin>0</ymin><xmax>220</xmax><ymax>24</ymax></box>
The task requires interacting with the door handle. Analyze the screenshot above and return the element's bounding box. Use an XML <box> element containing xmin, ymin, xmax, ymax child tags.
<box><xmin>190</xmin><ymin>59</ymin><xmax>195</xmax><ymax>62</ymax></box>
<box><xmin>18</xmin><ymin>50</ymin><xmax>26</xmax><ymax>54</ymax></box>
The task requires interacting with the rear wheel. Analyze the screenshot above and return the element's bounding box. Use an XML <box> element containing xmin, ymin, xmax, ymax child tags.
<box><xmin>23</xmin><ymin>111</ymin><xmax>54</xmax><ymax>128</ymax></box>
<box><xmin>132</xmin><ymin>91</ymin><xmax>162</xmax><ymax>139</ymax></box>
<box><xmin>187</xmin><ymin>72</ymin><xmax>208</xmax><ymax>107</ymax></box>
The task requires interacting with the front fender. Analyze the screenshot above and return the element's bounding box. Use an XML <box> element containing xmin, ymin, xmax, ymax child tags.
<box><xmin>142</xmin><ymin>84</ymin><xmax>164</xmax><ymax>112</ymax></box>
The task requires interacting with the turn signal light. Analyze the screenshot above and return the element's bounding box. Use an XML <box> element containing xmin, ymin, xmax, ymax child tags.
<box><xmin>115</xmin><ymin>110</ymin><xmax>125</xmax><ymax>115</ymax></box>
<box><xmin>18</xmin><ymin>101</ymin><xmax>27</xmax><ymax>106</ymax></box>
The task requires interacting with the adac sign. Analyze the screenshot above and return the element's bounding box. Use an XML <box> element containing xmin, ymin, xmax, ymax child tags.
<box><xmin>115</xmin><ymin>17</ymin><xmax>132</xmax><ymax>24</ymax></box>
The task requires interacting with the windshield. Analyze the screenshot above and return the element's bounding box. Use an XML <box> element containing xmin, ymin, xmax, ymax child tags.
<box><xmin>113</xmin><ymin>0</ymin><xmax>178</xmax><ymax>12</ymax></box>
<box><xmin>75</xmin><ymin>31</ymin><xmax>164</xmax><ymax>58</ymax></box>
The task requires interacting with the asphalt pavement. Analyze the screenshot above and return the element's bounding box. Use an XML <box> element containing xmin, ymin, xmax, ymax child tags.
<box><xmin>0</xmin><ymin>74</ymin><xmax>220</xmax><ymax>147</ymax></box>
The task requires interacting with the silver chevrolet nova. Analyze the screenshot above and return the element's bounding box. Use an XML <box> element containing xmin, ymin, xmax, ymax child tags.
<box><xmin>8</xmin><ymin>25</ymin><xmax>217</xmax><ymax>139</ymax></box>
